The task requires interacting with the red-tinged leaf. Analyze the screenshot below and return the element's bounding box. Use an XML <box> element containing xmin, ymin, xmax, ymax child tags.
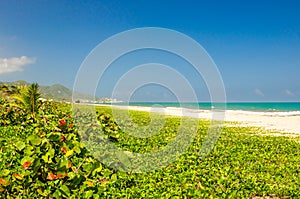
<box><xmin>67</xmin><ymin>160</ymin><xmax>72</xmax><ymax>169</ymax></box>
<box><xmin>13</xmin><ymin>174</ymin><xmax>23</xmax><ymax>180</ymax></box>
<box><xmin>61</xmin><ymin>147</ymin><xmax>67</xmax><ymax>154</ymax></box>
<box><xmin>56</xmin><ymin>173</ymin><xmax>67</xmax><ymax>179</ymax></box>
<box><xmin>99</xmin><ymin>177</ymin><xmax>108</xmax><ymax>184</ymax></box>
<box><xmin>22</xmin><ymin>161</ymin><xmax>32</xmax><ymax>170</ymax></box>
<box><xmin>68</xmin><ymin>123</ymin><xmax>74</xmax><ymax>129</ymax></box>
<box><xmin>56</xmin><ymin>174</ymin><xmax>62</xmax><ymax>178</ymax></box>
<box><xmin>60</xmin><ymin>136</ymin><xmax>66</xmax><ymax>142</ymax></box>
<box><xmin>71</xmin><ymin>167</ymin><xmax>77</xmax><ymax>172</ymax></box>
<box><xmin>0</xmin><ymin>178</ymin><xmax>7</xmax><ymax>185</ymax></box>
<box><xmin>59</xmin><ymin>120</ymin><xmax>66</xmax><ymax>126</ymax></box>
<box><xmin>47</xmin><ymin>173</ymin><xmax>56</xmax><ymax>181</ymax></box>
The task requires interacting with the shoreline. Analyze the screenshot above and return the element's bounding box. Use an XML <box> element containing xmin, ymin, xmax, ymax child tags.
<box><xmin>88</xmin><ymin>103</ymin><xmax>300</xmax><ymax>136</ymax></box>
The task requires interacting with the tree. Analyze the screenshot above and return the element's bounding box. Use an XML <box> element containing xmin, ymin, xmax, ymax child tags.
<box><xmin>11</xmin><ymin>83</ymin><xmax>41</xmax><ymax>119</ymax></box>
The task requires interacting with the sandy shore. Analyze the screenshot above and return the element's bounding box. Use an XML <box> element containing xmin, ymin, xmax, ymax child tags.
<box><xmin>108</xmin><ymin>105</ymin><xmax>300</xmax><ymax>136</ymax></box>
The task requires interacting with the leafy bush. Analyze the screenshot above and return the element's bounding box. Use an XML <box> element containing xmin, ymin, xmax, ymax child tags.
<box><xmin>0</xmin><ymin>101</ymin><xmax>114</xmax><ymax>198</ymax></box>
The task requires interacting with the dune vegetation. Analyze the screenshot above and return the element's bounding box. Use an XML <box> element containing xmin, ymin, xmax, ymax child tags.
<box><xmin>0</xmin><ymin>83</ymin><xmax>299</xmax><ymax>198</ymax></box>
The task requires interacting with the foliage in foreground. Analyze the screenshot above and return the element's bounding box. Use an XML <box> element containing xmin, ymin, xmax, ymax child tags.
<box><xmin>0</xmin><ymin>99</ymin><xmax>300</xmax><ymax>198</ymax></box>
<box><xmin>0</xmin><ymin>99</ymin><xmax>113</xmax><ymax>198</ymax></box>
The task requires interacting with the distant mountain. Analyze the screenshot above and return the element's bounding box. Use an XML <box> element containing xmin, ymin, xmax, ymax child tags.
<box><xmin>0</xmin><ymin>80</ymin><xmax>98</xmax><ymax>102</ymax></box>
<box><xmin>7</xmin><ymin>80</ymin><xmax>30</xmax><ymax>87</ymax></box>
<box><xmin>40</xmin><ymin>84</ymin><xmax>74</xmax><ymax>101</ymax></box>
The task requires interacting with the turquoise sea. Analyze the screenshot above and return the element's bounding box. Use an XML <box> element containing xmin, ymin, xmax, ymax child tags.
<box><xmin>112</xmin><ymin>102</ymin><xmax>300</xmax><ymax>112</ymax></box>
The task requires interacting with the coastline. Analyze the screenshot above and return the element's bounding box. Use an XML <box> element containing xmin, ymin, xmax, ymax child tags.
<box><xmin>91</xmin><ymin>104</ymin><xmax>300</xmax><ymax>136</ymax></box>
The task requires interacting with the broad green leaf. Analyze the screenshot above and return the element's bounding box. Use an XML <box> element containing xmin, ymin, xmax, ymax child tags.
<box><xmin>82</xmin><ymin>163</ymin><xmax>93</xmax><ymax>173</ymax></box>
<box><xmin>27</xmin><ymin>134</ymin><xmax>41</xmax><ymax>145</ymax></box>
<box><xmin>42</xmin><ymin>148</ymin><xmax>55</xmax><ymax>163</ymax></box>
<box><xmin>73</xmin><ymin>145</ymin><xmax>81</xmax><ymax>154</ymax></box>
<box><xmin>93</xmin><ymin>194</ymin><xmax>100</xmax><ymax>199</ymax></box>
<box><xmin>110</xmin><ymin>174</ymin><xmax>118</xmax><ymax>182</ymax></box>
<box><xmin>67</xmin><ymin>172</ymin><xmax>76</xmax><ymax>180</ymax></box>
<box><xmin>24</xmin><ymin>145</ymin><xmax>34</xmax><ymax>156</ymax></box>
<box><xmin>15</xmin><ymin>141</ymin><xmax>26</xmax><ymax>151</ymax></box>
<box><xmin>84</xmin><ymin>190</ymin><xmax>93</xmax><ymax>198</ymax></box>
<box><xmin>59</xmin><ymin>157</ymin><xmax>69</xmax><ymax>168</ymax></box>
<box><xmin>53</xmin><ymin>189</ymin><xmax>61</xmax><ymax>198</ymax></box>
<box><xmin>32</xmin><ymin>158</ymin><xmax>41</xmax><ymax>173</ymax></box>
<box><xmin>65</xmin><ymin>149</ymin><xmax>74</xmax><ymax>157</ymax></box>
<box><xmin>60</xmin><ymin>185</ymin><xmax>70</xmax><ymax>197</ymax></box>
<box><xmin>92</xmin><ymin>164</ymin><xmax>102</xmax><ymax>176</ymax></box>
<box><xmin>2</xmin><ymin>169</ymin><xmax>10</xmax><ymax>176</ymax></box>
<box><xmin>101</xmin><ymin>169</ymin><xmax>111</xmax><ymax>177</ymax></box>
<box><xmin>47</xmin><ymin>132</ymin><xmax>62</xmax><ymax>141</ymax></box>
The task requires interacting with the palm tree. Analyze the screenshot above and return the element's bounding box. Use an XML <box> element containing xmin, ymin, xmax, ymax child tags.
<box><xmin>11</xmin><ymin>83</ymin><xmax>41</xmax><ymax>119</ymax></box>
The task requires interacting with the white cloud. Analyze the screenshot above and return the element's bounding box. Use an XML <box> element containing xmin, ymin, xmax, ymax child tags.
<box><xmin>254</xmin><ymin>88</ymin><xmax>264</xmax><ymax>97</ymax></box>
<box><xmin>0</xmin><ymin>56</ymin><xmax>36</xmax><ymax>74</ymax></box>
<box><xmin>285</xmin><ymin>89</ymin><xmax>295</xmax><ymax>96</ymax></box>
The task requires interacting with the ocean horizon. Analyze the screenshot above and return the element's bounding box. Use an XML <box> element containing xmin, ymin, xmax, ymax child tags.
<box><xmin>100</xmin><ymin>102</ymin><xmax>300</xmax><ymax>113</ymax></box>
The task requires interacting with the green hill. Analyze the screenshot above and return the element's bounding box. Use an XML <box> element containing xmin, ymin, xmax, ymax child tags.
<box><xmin>40</xmin><ymin>83</ymin><xmax>73</xmax><ymax>101</ymax></box>
<box><xmin>0</xmin><ymin>80</ymin><xmax>97</xmax><ymax>102</ymax></box>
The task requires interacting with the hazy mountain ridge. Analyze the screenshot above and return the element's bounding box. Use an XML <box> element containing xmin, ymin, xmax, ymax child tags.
<box><xmin>0</xmin><ymin>80</ymin><xmax>98</xmax><ymax>102</ymax></box>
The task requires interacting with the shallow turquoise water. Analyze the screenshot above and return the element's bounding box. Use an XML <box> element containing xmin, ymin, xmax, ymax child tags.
<box><xmin>111</xmin><ymin>102</ymin><xmax>300</xmax><ymax>112</ymax></box>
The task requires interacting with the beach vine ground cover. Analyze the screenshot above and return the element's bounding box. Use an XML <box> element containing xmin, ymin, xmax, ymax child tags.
<box><xmin>0</xmin><ymin>99</ymin><xmax>300</xmax><ymax>198</ymax></box>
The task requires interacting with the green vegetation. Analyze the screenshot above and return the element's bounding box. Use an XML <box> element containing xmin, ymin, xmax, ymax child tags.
<box><xmin>0</xmin><ymin>84</ymin><xmax>300</xmax><ymax>198</ymax></box>
<box><xmin>11</xmin><ymin>83</ymin><xmax>41</xmax><ymax>119</ymax></box>
<box><xmin>0</xmin><ymin>80</ymin><xmax>97</xmax><ymax>102</ymax></box>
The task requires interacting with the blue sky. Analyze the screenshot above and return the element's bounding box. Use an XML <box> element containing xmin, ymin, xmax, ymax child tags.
<box><xmin>0</xmin><ymin>0</ymin><xmax>300</xmax><ymax>101</ymax></box>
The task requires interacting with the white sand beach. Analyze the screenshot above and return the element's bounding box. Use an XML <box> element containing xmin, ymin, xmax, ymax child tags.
<box><xmin>109</xmin><ymin>105</ymin><xmax>300</xmax><ymax>136</ymax></box>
